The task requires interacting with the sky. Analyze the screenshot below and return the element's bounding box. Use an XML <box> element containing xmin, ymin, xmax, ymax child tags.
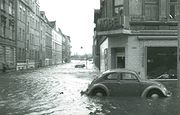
<box><xmin>39</xmin><ymin>0</ymin><xmax>100</xmax><ymax>55</ymax></box>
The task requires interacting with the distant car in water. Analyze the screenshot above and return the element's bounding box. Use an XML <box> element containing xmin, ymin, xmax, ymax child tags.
<box><xmin>75</xmin><ymin>64</ymin><xmax>85</xmax><ymax>68</ymax></box>
<box><xmin>85</xmin><ymin>69</ymin><xmax>171</xmax><ymax>98</ymax></box>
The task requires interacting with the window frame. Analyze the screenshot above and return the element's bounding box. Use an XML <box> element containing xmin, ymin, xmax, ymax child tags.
<box><xmin>113</xmin><ymin>0</ymin><xmax>124</xmax><ymax>16</ymax></box>
<box><xmin>104</xmin><ymin>72</ymin><xmax>120</xmax><ymax>81</ymax></box>
<box><xmin>120</xmin><ymin>72</ymin><xmax>139</xmax><ymax>81</ymax></box>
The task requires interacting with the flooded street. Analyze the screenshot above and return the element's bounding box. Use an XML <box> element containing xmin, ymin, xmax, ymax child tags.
<box><xmin>0</xmin><ymin>61</ymin><xmax>180</xmax><ymax>115</ymax></box>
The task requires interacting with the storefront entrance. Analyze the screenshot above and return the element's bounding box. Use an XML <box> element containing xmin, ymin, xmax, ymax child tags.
<box><xmin>147</xmin><ymin>47</ymin><xmax>177</xmax><ymax>79</ymax></box>
<box><xmin>116</xmin><ymin>54</ymin><xmax>125</xmax><ymax>68</ymax></box>
<box><xmin>111</xmin><ymin>47</ymin><xmax>125</xmax><ymax>69</ymax></box>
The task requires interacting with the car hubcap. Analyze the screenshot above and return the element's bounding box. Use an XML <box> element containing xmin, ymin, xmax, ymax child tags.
<box><xmin>151</xmin><ymin>94</ymin><xmax>159</xmax><ymax>98</ymax></box>
<box><xmin>96</xmin><ymin>92</ymin><xmax>103</xmax><ymax>97</ymax></box>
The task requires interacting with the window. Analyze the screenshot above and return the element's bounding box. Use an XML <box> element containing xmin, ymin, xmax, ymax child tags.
<box><xmin>1</xmin><ymin>16</ymin><xmax>6</xmax><ymax>37</ymax></box>
<box><xmin>147</xmin><ymin>47</ymin><xmax>177</xmax><ymax>79</ymax></box>
<box><xmin>169</xmin><ymin>0</ymin><xmax>180</xmax><ymax>19</ymax></box>
<box><xmin>113</xmin><ymin>0</ymin><xmax>123</xmax><ymax>16</ymax></box>
<box><xmin>106</xmin><ymin>72</ymin><xmax>119</xmax><ymax>80</ymax></box>
<box><xmin>144</xmin><ymin>0</ymin><xmax>159</xmax><ymax>21</ymax></box>
<box><xmin>121</xmin><ymin>73</ymin><xmax>137</xmax><ymax>80</ymax></box>
<box><xmin>9</xmin><ymin>22</ymin><xmax>14</xmax><ymax>39</ymax></box>
<box><xmin>9</xmin><ymin>1</ymin><xmax>13</xmax><ymax>15</ymax></box>
<box><xmin>19</xmin><ymin>28</ymin><xmax>21</xmax><ymax>40</ymax></box>
<box><xmin>22</xmin><ymin>29</ymin><xmax>25</xmax><ymax>41</ymax></box>
<box><xmin>18</xmin><ymin>48</ymin><xmax>22</xmax><ymax>60</ymax></box>
<box><xmin>27</xmin><ymin>22</ymin><xmax>29</xmax><ymax>33</ymax></box>
<box><xmin>22</xmin><ymin>48</ymin><xmax>25</xmax><ymax>60</ymax></box>
<box><xmin>1</xmin><ymin>0</ymin><xmax>5</xmax><ymax>10</ymax></box>
<box><xmin>19</xmin><ymin>7</ymin><xmax>22</xmax><ymax>20</ymax></box>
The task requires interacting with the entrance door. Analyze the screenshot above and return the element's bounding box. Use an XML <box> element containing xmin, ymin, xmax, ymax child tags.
<box><xmin>116</xmin><ymin>53</ymin><xmax>125</xmax><ymax>68</ymax></box>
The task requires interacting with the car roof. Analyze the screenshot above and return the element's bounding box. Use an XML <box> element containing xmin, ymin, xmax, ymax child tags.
<box><xmin>102</xmin><ymin>68</ymin><xmax>137</xmax><ymax>75</ymax></box>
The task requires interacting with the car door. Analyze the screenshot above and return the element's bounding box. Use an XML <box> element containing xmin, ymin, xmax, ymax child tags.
<box><xmin>102</xmin><ymin>72</ymin><xmax>120</xmax><ymax>96</ymax></box>
<box><xmin>118</xmin><ymin>72</ymin><xmax>141</xmax><ymax>96</ymax></box>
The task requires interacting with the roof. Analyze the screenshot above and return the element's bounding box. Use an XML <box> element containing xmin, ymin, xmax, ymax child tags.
<box><xmin>102</xmin><ymin>68</ymin><xmax>137</xmax><ymax>75</ymax></box>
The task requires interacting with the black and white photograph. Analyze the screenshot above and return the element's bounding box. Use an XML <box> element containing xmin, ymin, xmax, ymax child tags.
<box><xmin>0</xmin><ymin>0</ymin><xmax>180</xmax><ymax>115</ymax></box>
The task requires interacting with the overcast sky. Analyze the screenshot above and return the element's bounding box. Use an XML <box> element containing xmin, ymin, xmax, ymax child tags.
<box><xmin>39</xmin><ymin>0</ymin><xmax>100</xmax><ymax>55</ymax></box>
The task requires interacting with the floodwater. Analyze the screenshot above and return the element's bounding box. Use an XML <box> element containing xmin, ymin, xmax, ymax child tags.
<box><xmin>0</xmin><ymin>60</ymin><xmax>180</xmax><ymax>115</ymax></box>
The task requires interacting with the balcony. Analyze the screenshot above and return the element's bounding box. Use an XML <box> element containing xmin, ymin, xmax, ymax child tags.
<box><xmin>96</xmin><ymin>16</ymin><xmax>124</xmax><ymax>31</ymax></box>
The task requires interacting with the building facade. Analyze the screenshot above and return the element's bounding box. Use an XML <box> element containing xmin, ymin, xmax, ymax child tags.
<box><xmin>40</xmin><ymin>11</ymin><xmax>52</xmax><ymax>66</ymax></box>
<box><xmin>62</xmin><ymin>35</ymin><xmax>71</xmax><ymax>63</ymax></box>
<box><xmin>0</xmin><ymin>0</ymin><xmax>71</xmax><ymax>72</ymax></box>
<box><xmin>94</xmin><ymin>0</ymin><xmax>180</xmax><ymax>79</ymax></box>
<box><xmin>50</xmin><ymin>21</ymin><xmax>63</xmax><ymax>65</ymax></box>
<box><xmin>16</xmin><ymin>0</ymin><xmax>40</xmax><ymax>70</ymax></box>
<box><xmin>0</xmin><ymin>0</ymin><xmax>16</xmax><ymax>72</ymax></box>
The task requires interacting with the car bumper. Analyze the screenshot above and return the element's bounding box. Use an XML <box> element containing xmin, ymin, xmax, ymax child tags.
<box><xmin>165</xmin><ymin>90</ymin><xmax>172</xmax><ymax>97</ymax></box>
<box><xmin>162</xmin><ymin>88</ymin><xmax>172</xmax><ymax>97</ymax></box>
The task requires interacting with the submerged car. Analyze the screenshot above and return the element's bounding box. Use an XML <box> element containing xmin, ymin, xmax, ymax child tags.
<box><xmin>86</xmin><ymin>69</ymin><xmax>171</xmax><ymax>98</ymax></box>
<box><xmin>74</xmin><ymin>64</ymin><xmax>85</xmax><ymax>68</ymax></box>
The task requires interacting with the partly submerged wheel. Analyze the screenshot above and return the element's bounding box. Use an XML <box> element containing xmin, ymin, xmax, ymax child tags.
<box><xmin>147</xmin><ymin>90</ymin><xmax>164</xmax><ymax>98</ymax></box>
<box><xmin>92</xmin><ymin>89</ymin><xmax>107</xmax><ymax>97</ymax></box>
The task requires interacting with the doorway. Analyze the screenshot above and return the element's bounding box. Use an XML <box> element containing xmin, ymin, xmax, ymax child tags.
<box><xmin>116</xmin><ymin>55</ymin><xmax>125</xmax><ymax>68</ymax></box>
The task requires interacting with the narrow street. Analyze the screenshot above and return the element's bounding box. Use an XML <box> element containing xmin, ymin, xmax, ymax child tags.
<box><xmin>0</xmin><ymin>61</ymin><xmax>180</xmax><ymax>115</ymax></box>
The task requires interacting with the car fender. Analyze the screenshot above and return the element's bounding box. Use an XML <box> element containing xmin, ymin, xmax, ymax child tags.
<box><xmin>89</xmin><ymin>83</ymin><xmax>110</xmax><ymax>96</ymax></box>
<box><xmin>141</xmin><ymin>85</ymin><xmax>164</xmax><ymax>97</ymax></box>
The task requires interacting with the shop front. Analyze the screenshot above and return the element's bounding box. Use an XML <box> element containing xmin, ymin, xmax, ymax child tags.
<box><xmin>99</xmin><ymin>35</ymin><xmax>178</xmax><ymax>80</ymax></box>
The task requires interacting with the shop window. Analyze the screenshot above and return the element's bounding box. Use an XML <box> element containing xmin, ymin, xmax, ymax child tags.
<box><xmin>147</xmin><ymin>47</ymin><xmax>177</xmax><ymax>79</ymax></box>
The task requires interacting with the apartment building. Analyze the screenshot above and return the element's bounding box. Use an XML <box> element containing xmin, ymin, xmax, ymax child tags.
<box><xmin>62</xmin><ymin>35</ymin><xmax>71</xmax><ymax>63</ymax></box>
<box><xmin>0</xmin><ymin>0</ymin><xmax>16</xmax><ymax>72</ymax></box>
<box><xmin>50</xmin><ymin>21</ymin><xmax>63</xmax><ymax>65</ymax></box>
<box><xmin>40</xmin><ymin>11</ymin><xmax>52</xmax><ymax>66</ymax></box>
<box><xmin>94</xmin><ymin>0</ymin><xmax>180</xmax><ymax>79</ymax></box>
<box><xmin>16</xmin><ymin>0</ymin><xmax>40</xmax><ymax>70</ymax></box>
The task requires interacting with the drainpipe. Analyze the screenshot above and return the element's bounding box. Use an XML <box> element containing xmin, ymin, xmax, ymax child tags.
<box><xmin>15</xmin><ymin>0</ymin><xmax>18</xmax><ymax>71</ymax></box>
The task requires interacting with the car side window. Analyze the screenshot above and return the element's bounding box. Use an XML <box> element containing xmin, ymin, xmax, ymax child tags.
<box><xmin>121</xmin><ymin>73</ymin><xmax>137</xmax><ymax>80</ymax></box>
<box><xmin>106</xmin><ymin>72</ymin><xmax>119</xmax><ymax>80</ymax></box>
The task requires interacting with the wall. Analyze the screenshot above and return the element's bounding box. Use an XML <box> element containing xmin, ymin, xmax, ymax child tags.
<box><xmin>127</xmin><ymin>35</ymin><xmax>177</xmax><ymax>79</ymax></box>
<box><xmin>108</xmin><ymin>35</ymin><xmax>128</xmax><ymax>70</ymax></box>
<box><xmin>100</xmin><ymin>38</ymin><xmax>108</xmax><ymax>72</ymax></box>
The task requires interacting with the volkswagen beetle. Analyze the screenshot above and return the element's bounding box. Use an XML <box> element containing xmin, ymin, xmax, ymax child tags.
<box><xmin>86</xmin><ymin>69</ymin><xmax>172</xmax><ymax>98</ymax></box>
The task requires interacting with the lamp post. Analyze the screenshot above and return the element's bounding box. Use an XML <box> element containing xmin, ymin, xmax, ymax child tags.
<box><xmin>80</xmin><ymin>46</ymin><xmax>87</xmax><ymax>69</ymax></box>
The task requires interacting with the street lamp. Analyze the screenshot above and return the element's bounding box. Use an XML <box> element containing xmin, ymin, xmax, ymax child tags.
<box><xmin>80</xmin><ymin>46</ymin><xmax>87</xmax><ymax>69</ymax></box>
